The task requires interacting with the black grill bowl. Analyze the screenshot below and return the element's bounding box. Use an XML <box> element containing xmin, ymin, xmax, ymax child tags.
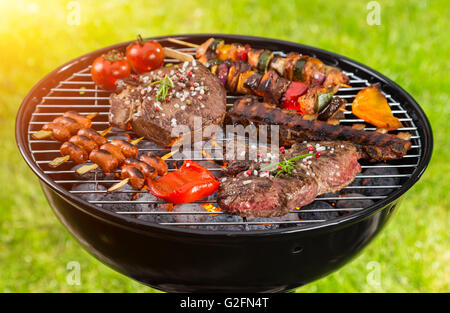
<box><xmin>16</xmin><ymin>34</ymin><xmax>433</xmax><ymax>292</ymax></box>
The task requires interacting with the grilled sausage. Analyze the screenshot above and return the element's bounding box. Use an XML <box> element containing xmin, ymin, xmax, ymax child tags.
<box><xmin>110</xmin><ymin>140</ymin><xmax>139</xmax><ymax>159</ymax></box>
<box><xmin>229</xmin><ymin>96</ymin><xmax>411</xmax><ymax>161</ymax></box>
<box><xmin>139</xmin><ymin>152</ymin><xmax>168</xmax><ymax>176</ymax></box>
<box><xmin>99</xmin><ymin>143</ymin><xmax>126</xmax><ymax>165</ymax></box>
<box><xmin>52</xmin><ymin>116</ymin><xmax>82</xmax><ymax>135</ymax></box>
<box><xmin>77</xmin><ymin>128</ymin><xmax>108</xmax><ymax>146</ymax></box>
<box><xmin>42</xmin><ymin>123</ymin><xmax>71</xmax><ymax>141</ymax></box>
<box><xmin>124</xmin><ymin>158</ymin><xmax>157</xmax><ymax>180</ymax></box>
<box><xmin>69</xmin><ymin>135</ymin><xmax>98</xmax><ymax>153</ymax></box>
<box><xmin>60</xmin><ymin>142</ymin><xmax>88</xmax><ymax>164</ymax></box>
<box><xmin>120</xmin><ymin>165</ymin><xmax>145</xmax><ymax>189</ymax></box>
<box><xmin>89</xmin><ymin>149</ymin><xmax>119</xmax><ymax>174</ymax></box>
<box><xmin>63</xmin><ymin>111</ymin><xmax>92</xmax><ymax>129</ymax></box>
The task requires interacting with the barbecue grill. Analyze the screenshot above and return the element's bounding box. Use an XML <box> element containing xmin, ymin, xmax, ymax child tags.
<box><xmin>16</xmin><ymin>34</ymin><xmax>432</xmax><ymax>292</ymax></box>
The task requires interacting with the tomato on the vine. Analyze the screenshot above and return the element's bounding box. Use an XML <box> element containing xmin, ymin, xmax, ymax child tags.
<box><xmin>90</xmin><ymin>50</ymin><xmax>130</xmax><ymax>90</ymax></box>
<box><xmin>126</xmin><ymin>35</ymin><xmax>165</xmax><ymax>73</ymax></box>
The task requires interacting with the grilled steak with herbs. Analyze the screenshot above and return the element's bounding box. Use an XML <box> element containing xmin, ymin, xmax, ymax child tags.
<box><xmin>217</xmin><ymin>141</ymin><xmax>362</xmax><ymax>218</ymax></box>
<box><xmin>109</xmin><ymin>61</ymin><xmax>226</xmax><ymax>146</ymax></box>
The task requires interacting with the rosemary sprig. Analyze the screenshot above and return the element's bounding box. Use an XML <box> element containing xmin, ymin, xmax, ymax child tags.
<box><xmin>261</xmin><ymin>153</ymin><xmax>315</xmax><ymax>177</ymax></box>
<box><xmin>150</xmin><ymin>75</ymin><xmax>174</xmax><ymax>102</ymax></box>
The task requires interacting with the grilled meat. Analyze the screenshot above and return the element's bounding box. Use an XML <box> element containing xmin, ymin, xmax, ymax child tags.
<box><xmin>60</xmin><ymin>141</ymin><xmax>88</xmax><ymax>164</ymax></box>
<box><xmin>139</xmin><ymin>152</ymin><xmax>168</xmax><ymax>176</ymax></box>
<box><xmin>228</xmin><ymin>96</ymin><xmax>411</xmax><ymax>161</ymax></box>
<box><xmin>109</xmin><ymin>61</ymin><xmax>227</xmax><ymax>146</ymax></box>
<box><xmin>37</xmin><ymin>111</ymin><xmax>94</xmax><ymax>142</ymax></box>
<box><xmin>120</xmin><ymin>165</ymin><xmax>146</xmax><ymax>190</ymax></box>
<box><xmin>217</xmin><ymin>141</ymin><xmax>361</xmax><ymax>218</ymax></box>
<box><xmin>89</xmin><ymin>149</ymin><xmax>119</xmax><ymax>174</ymax></box>
<box><xmin>110</xmin><ymin>140</ymin><xmax>139</xmax><ymax>159</ymax></box>
<box><xmin>69</xmin><ymin>135</ymin><xmax>98</xmax><ymax>154</ymax></box>
<box><xmin>78</xmin><ymin>128</ymin><xmax>107</xmax><ymax>146</ymax></box>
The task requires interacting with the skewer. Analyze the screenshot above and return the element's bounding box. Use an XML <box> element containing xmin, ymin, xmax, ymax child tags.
<box><xmin>75</xmin><ymin>137</ymin><xmax>144</xmax><ymax>175</ymax></box>
<box><xmin>107</xmin><ymin>178</ymin><xmax>130</xmax><ymax>192</ymax></box>
<box><xmin>167</xmin><ymin>38</ymin><xmax>199</xmax><ymax>48</ymax></box>
<box><xmin>47</xmin><ymin>126</ymin><xmax>112</xmax><ymax>168</ymax></box>
<box><xmin>163</xmin><ymin>47</ymin><xmax>194</xmax><ymax>62</ymax></box>
<box><xmin>32</xmin><ymin>112</ymin><xmax>98</xmax><ymax>140</ymax></box>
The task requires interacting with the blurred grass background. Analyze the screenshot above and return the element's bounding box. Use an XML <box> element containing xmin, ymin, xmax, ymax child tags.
<box><xmin>0</xmin><ymin>0</ymin><xmax>448</xmax><ymax>292</ymax></box>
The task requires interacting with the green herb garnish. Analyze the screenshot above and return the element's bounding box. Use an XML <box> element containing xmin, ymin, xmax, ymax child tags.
<box><xmin>261</xmin><ymin>153</ymin><xmax>315</xmax><ymax>177</ymax></box>
<box><xmin>150</xmin><ymin>75</ymin><xmax>174</xmax><ymax>102</ymax></box>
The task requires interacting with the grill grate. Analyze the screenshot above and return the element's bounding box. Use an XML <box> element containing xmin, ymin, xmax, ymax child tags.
<box><xmin>26</xmin><ymin>44</ymin><xmax>422</xmax><ymax>231</ymax></box>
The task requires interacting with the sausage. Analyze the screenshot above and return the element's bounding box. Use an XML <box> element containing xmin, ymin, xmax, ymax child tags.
<box><xmin>99</xmin><ymin>143</ymin><xmax>126</xmax><ymax>165</ymax></box>
<box><xmin>124</xmin><ymin>158</ymin><xmax>157</xmax><ymax>180</ymax></box>
<box><xmin>60</xmin><ymin>142</ymin><xmax>88</xmax><ymax>164</ymax></box>
<box><xmin>69</xmin><ymin>135</ymin><xmax>98</xmax><ymax>153</ymax></box>
<box><xmin>77</xmin><ymin>128</ymin><xmax>107</xmax><ymax>146</ymax></box>
<box><xmin>52</xmin><ymin>116</ymin><xmax>82</xmax><ymax>135</ymax></box>
<box><xmin>89</xmin><ymin>149</ymin><xmax>119</xmax><ymax>174</ymax></box>
<box><xmin>229</xmin><ymin>96</ymin><xmax>412</xmax><ymax>161</ymax></box>
<box><xmin>63</xmin><ymin>111</ymin><xmax>92</xmax><ymax>129</ymax></box>
<box><xmin>139</xmin><ymin>152</ymin><xmax>168</xmax><ymax>176</ymax></box>
<box><xmin>120</xmin><ymin>165</ymin><xmax>145</xmax><ymax>190</ymax></box>
<box><xmin>110</xmin><ymin>140</ymin><xmax>139</xmax><ymax>159</ymax></box>
<box><xmin>42</xmin><ymin>123</ymin><xmax>71</xmax><ymax>141</ymax></box>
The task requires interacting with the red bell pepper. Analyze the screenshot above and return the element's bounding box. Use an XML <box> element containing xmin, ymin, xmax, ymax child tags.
<box><xmin>146</xmin><ymin>160</ymin><xmax>220</xmax><ymax>204</ymax></box>
<box><xmin>281</xmin><ymin>81</ymin><xmax>309</xmax><ymax>112</ymax></box>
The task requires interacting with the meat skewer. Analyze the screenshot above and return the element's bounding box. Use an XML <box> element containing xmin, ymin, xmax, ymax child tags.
<box><xmin>76</xmin><ymin>137</ymin><xmax>144</xmax><ymax>175</ymax></box>
<box><xmin>32</xmin><ymin>111</ymin><xmax>98</xmax><ymax>141</ymax></box>
<box><xmin>229</xmin><ymin>96</ymin><xmax>411</xmax><ymax>161</ymax></box>
<box><xmin>168</xmin><ymin>37</ymin><xmax>350</xmax><ymax>91</ymax></box>
<box><xmin>48</xmin><ymin>127</ymin><xmax>112</xmax><ymax>168</ymax></box>
<box><xmin>165</xmin><ymin>44</ymin><xmax>345</xmax><ymax>117</ymax></box>
<box><xmin>74</xmin><ymin>137</ymin><xmax>169</xmax><ymax>191</ymax></box>
<box><xmin>107</xmin><ymin>152</ymin><xmax>170</xmax><ymax>191</ymax></box>
<box><xmin>209</xmin><ymin>59</ymin><xmax>344</xmax><ymax>116</ymax></box>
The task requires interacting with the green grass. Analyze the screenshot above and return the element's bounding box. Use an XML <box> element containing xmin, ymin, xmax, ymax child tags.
<box><xmin>0</xmin><ymin>0</ymin><xmax>448</xmax><ymax>292</ymax></box>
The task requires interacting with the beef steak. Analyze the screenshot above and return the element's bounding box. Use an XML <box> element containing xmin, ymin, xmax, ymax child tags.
<box><xmin>109</xmin><ymin>61</ymin><xmax>227</xmax><ymax>146</ymax></box>
<box><xmin>217</xmin><ymin>141</ymin><xmax>362</xmax><ymax>218</ymax></box>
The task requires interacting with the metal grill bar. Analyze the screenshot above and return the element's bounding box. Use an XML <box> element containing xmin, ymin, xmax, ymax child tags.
<box><xmin>26</xmin><ymin>44</ymin><xmax>422</xmax><ymax>231</ymax></box>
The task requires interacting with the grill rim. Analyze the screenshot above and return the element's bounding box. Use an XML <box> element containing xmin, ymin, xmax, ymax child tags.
<box><xmin>16</xmin><ymin>33</ymin><xmax>433</xmax><ymax>237</ymax></box>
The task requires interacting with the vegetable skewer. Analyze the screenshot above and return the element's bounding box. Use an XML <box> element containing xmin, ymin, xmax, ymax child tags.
<box><xmin>168</xmin><ymin>37</ymin><xmax>350</xmax><ymax>91</ymax></box>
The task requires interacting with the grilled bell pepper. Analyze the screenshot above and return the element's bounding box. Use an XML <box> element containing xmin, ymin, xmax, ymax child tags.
<box><xmin>146</xmin><ymin>160</ymin><xmax>219</xmax><ymax>204</ymax></box>
<box><xmin>352</xmin><ymin>85</ymin><xmax>403</xmax><ymax>130</ymax></box>
<box><xmin>281</xmin><ymin>81</ymin><xmax>309</xmax><ymax>111</ymax></box>
<box><xmin>315</xmin><ymin>90</ymin><xmax>334</xmax><ymax>113</ymax></box>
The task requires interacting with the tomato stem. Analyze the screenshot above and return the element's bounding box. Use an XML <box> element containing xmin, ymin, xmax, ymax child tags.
<box><xmin>137</xmin><ymin>34</ymin><xmax>145</xmax><ymax>46</ymax></box>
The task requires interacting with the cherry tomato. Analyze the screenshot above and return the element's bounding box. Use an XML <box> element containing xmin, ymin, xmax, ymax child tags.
<box><xmin>126</xmin><ymin>35</ymin><xmax>164</xmax><ymax>73</ymax></box>
<box><xmin>91</xmin><ymin>50</ymin><xmax>130</xmax><ymax>90</ymax></box>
